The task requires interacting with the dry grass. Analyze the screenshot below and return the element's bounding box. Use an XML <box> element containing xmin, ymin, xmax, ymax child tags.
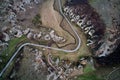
<box><xmin>39</xmin><ymin>0</ymin><xmax>75</xmax><ymax>48</ymax></box>
<box><xmin>51</xmin><ymin>26</ymin><xmax>92</xmax><ymax>61</ymax></box>
<box><xmin>40</xmin><ymin>0</ymin><xmax>92</xmax><ymax>61</ymax></box>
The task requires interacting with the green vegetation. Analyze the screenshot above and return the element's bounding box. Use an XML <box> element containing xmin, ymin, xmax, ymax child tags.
<box><xmin>32</xmin><ymin>14</ymin><xmax>42</xmax><ymax>26</ymax></box>
<box><xmin>83</xmin><ymin>63</ymin><xmax>95</xmax><ymax>73</ymax></box>
<box><xmin>89</xmin><ymin>0</ymin><xmax>95</xmax><ymax>2</ymax></box>
<box><xmin>0</xmin><ymin>36</ymin><xmax>27</xmax><ymax>71</ymax></box>
<box><xmin>77</xmin><ymin>73</ymin><xmax>104</xmax><ymax>80</ymax></box>
<box><xmin>77</xmin><ymin>63</ymin><xmax>106</xmax><ymax>80</ymax></box>
<box><xmin>59</xmin><ymin>51</ymin><xmax>68</xmax><ymax>54</ymax></box>
<box><xmin>88</xmin><ymin>0</ymin><xmax>96</xmax><ymax>3</ymax></box>
<box><xmin>1</xmin><ymin>61</ymin><xmax>14</xmax><ymax>80</ymax></box>
<box><xmin>39</xmin><ymin>40</ymin><xmax>49</xmax><ymax>45</ymax></box>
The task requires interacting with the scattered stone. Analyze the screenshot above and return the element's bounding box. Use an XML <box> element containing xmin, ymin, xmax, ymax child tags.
<box><xmin>3</xmin><ymin>32</ymin><xmax>10</xmax><ymax>41</ymax></box>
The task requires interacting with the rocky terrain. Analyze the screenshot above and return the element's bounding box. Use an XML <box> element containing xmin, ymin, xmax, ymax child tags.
<box><xmin>0</xmin><ymin>0</ymin><xmax>120</xmax><ymax>80</ymax></box>
<box><xmin>7</xmin><ymin>46</ymin><xmax>93</xmax><ymax>80</ymax></box>
<box><xmin>63</xmin><ymin>0</ymin><xmax>120</xmax><ymax>57</ymax></box>
<box><xmin>0</xmin><ymin>0</ymin><xmax>90</xmax><ymax>80</ymax></box>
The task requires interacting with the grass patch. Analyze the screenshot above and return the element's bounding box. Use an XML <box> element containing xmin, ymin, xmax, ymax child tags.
<box><xmin>88</xmin><ymin>0</ymin><xmax>96</xmax><ymax>3</ymax></box>
<box><xmin>39</xmin><ymin>40</ymin><xmax>49</xmax><ymax>45</ymax></box>
<box><xmin>1</xmin><ymin>61</ymin><xmax>14</xmax><ymax>80</ymax></box>
<box><xmin>83</xmin><ymin>63</ymin><xmax>95</xmax><ymax>73</ymax></box>
<box><xmin>0</xmin><ymin>36</ymin><xmax>27</xmax><ymax>72</ymax></box>
<box><xmin>77</xmin><ymin>63</ymin><xmax>105</xmax><ymax>80</ymax></box>
<box><xmin>32</xmin><ymin>14</ymin><xmax>42</xmax><ymax>26</ymax></box>
<box><xmin>59</xmin><ymin>51</ymin><xmax>68</xmax><ymax>54</ymax></box>
<box><xmin>77</xmin><ymin>73</ymin><xmax>104</xmax><ymax>80</ymax></box>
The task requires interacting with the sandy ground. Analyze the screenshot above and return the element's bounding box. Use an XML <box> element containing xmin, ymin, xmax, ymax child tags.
<box><xmin>40</xmin><ymin>0</ymin><xmax>75</xmax><ymax>48</ymax></box>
